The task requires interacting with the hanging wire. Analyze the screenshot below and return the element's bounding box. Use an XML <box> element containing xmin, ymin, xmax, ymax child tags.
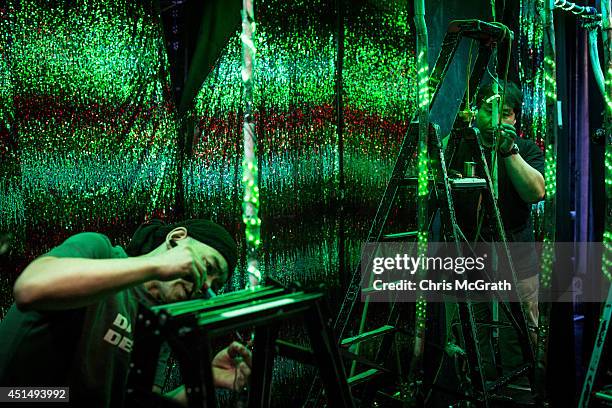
<box><xmin>554</xmin><ymin>0</ymin><xmax>601</xmax><ymax>19</ymax></box>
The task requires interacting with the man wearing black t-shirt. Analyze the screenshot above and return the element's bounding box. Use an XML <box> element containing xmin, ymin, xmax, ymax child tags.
<box><xmin>0</xmin><ymin>219</ymin><xmax>252</xmax><ymax>407</ymax></box>
<box><xmin>445</xmin><ymin>80</ymin><xmax>545</xmax><ymax>381</ymax></box>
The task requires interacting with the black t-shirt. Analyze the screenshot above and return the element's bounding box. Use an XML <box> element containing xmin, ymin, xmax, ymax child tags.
<box><xmin>496</xmin><ymin>138</ymin><xmax>545</xmax><ymax>232</ymax></box>
<box><xmin>446</xmin><ymin>136</ymin><xmax>544</xmax><ymax>232</ymax></box>
<box><xmin>444</xmin><ymin>135</ymin><xmax>545</xmax><ymax>278</ymax></box>
<box><xmin>0</xmin><ymin>232</ymin><xmax>164</xmax><ymax>408</ymax></box>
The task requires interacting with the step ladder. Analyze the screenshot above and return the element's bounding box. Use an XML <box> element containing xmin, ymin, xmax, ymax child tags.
<box><xmin>579</xmin><ymin>283</ymin><xmax>612</xmax><ymax>407</ymax></box>
<box><xmin>305</xmin><ymin>19</ymin><xmax>537</xmax><ymax>408</ymax></box>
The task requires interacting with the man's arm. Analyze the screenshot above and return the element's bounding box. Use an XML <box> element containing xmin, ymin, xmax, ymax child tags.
<box><xmin>503</xmin><ymin>153</ymin><xmax>545</xmax><ymax>203</ymax></box>
<box><xmin>14</xmin><ymin>256</ymin><xmax>158</xmax><ymax>311</ymax></box>
<box><xmin>496</xmin><ymin>124</ymin><xmax>545</xmax><ymax>203</ymax></box>
<box><xmin>14</xmin><ymin>243</ymin><xmax>206</xmax><ymax>311</ymax></box>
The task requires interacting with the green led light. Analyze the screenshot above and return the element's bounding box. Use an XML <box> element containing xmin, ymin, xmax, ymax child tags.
<box><xmin>606</xmin><ymin>149</ymin><xmax>612</xmax><ymax>186</ymax></box>
<box><xmin>540</xmin><ymin>56</ymin><xmax>558</xmax><ymax>289</ymax></box>
<box><xmin>605</xmin><ymin>57</ymin><xmax>611</xmax><ymax>288</ymax></box>
<box><xmin>604</xmin><ymin>230</ymin><xmax>612</xmax><ymax>282</ymax></box>
<box><xmin>605</xmin><ymin>68</ymin><xmax>612</xmax><ymax>115</ymax></box>
<box><xmin>241</xmin><ymin>1</ymin><xmax>262</xmax><ymax>286</ymax></box>
<box><xmin>417</xmin><ymin>149</ymin><xmax>428</xmax><ymax>197</ymax></box>
<box><xmin>415</xmin><ymin>27</ymin><xmax>428</xmax><ymax>335</ymax></box>
<box><xmin>415</xmin><ymin>296</ymin><xmax>427</xmax><ymax>331</ymax></box>
<box><xmin>417</xmin><ymin>50</ymin><xmax>430</xmax><ymax>109</ymax></box>
<box><xmin>540</xmin><ymin>238</ymin><xmax>554</xmax><ymax>288</ymax></box>
<box><xmin>544</xmin><ymin>57</ymin><xmax>557</xmax><ymax>101</ymax></box>
<box><xmin>544</xmin><ymin>143</ymin><xmax>557</xmax><ymax>196</ymax></box>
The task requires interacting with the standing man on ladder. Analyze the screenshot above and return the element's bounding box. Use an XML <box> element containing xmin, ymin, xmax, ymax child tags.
<box><xmin>445</xmin><ymin>80</ymin><xmax>545</xmax><ymax>385</ymax></box>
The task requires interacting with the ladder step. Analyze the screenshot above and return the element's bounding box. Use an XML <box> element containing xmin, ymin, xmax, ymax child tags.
<box><xmin>376</xmin><ymin>390</ymin><xmax>409</xmax><ymax>404</ymax></box>
<box><xmin>383</xmin><ymin>231</ymin><xmax>418</xmax><ymax>240</ymax></box>
<box><xmin>340</xmin><ymin>325</ymin><xmax>396</xmax><ymax>347</ymax></box>
<box><xmin>594</xmin><ymin>391</ymin><xmax>612</xmax><ymax>402</ymax></box>
<box><xmin>347</xmin><ymin>368</ymin><xmax>383</xmax><ymax>386</ymax></box>
<box><xmin>449</xmin><ymin>177</ymin><xmax>487</xmax><ymax>189</ymax></box>
<box><xmin>486</xmin><ymin>363</ymin><xmax>531</xmax><ymax>392</ymax></box>
<box><xmin>361</xmin><ymin>281</ymin><xmax>403</xmax><ymax>296</ymax></box>
<box><xmin>475</xmin><ymin>320</ymin><xmax>513</xmax><ymax>329</ymax></box>
<box><xmin>399</xmin><ymin>176</ymin><xmax>434</xmax><ymax>187</ymax></box>
<box><xmin>275</xmin><ymin>340</ymin><xmax>316</xmax><ymax>365</ymax></box>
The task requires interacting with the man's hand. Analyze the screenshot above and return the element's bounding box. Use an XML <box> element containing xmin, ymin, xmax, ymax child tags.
<box><xmin>496</xmin><ymin>123</ymin><xmax>516</xmax><ymax>154</ymax></box>
<box><xmin>151</xmin><ymin>244</ymin><xmax>207</xmax><ymax>290</ymax></box>
<box><xmin>212</xmin><ymin>341</ymin><xmax>252</xmax><ymax>390</ymax></box>
<box><xmin>158</xmin><ymin>342</ymin><xmax>252</xmax><ymax>407</ymax></box>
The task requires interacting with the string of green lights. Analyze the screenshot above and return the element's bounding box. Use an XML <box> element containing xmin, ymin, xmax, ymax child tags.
<box><xmin>603</xmin><ymin>2</ymin><xmax>612</xmax><ymax>284</ymax></box>
<box><xmin>188</xmin><ymin>1</ymin><xmax>415</xmax><ymax>291</ymax></box>
<box><xmin>241</xmin><ymin>0</ymin><xmax>262</xmax><ymax>286</ymax></box>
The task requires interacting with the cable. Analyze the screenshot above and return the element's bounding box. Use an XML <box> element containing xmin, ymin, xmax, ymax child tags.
<box><xmin>554</xmin><ymin>0</ymin><xmax>601</xmax><ymax>19</ymax></box>
<box><xmin>487</xmin><ymin>65</ymin><xmax>502</xmax><ymax>86</ymax></box>
<box><xmin>489</xmin><ymin>22</ymin><xmax>513</xmax><ymax>131</ymax></box>
<box><xmin>485</xmin><ymin>22</ymin><xmax>513</xmax><ymax>225</ymax></box>
<box><xmin>462</xmin><ymin>40</ymin><xmax>477</xmax><ymax>122</ymax></box>
<box><xmin>455</xmin><ymin>222</ymin><xmax>475</xmax><ymax>255</ymax></box>
<box><xmin>588</xmin><ymin>26</ymin><xmax>607</xmax><ymax>100</ymax></box>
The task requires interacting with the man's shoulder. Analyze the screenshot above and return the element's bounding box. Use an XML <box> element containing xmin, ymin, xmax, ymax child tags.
<box><xmin>58</xmin><ymin>232</ymin><xmax>113</xmax><ymax>250</ymax></box>
<box><xmin>45</xmin><ymin>232</ymin><xmax>125</xmax><ymax>259</ymax></box>
<box><xmin>516</xmin><ymin>137</ymin><xmax>541</xmax><ymax>152</ymax></box>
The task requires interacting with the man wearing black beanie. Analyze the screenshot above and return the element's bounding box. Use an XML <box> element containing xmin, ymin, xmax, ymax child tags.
<box><xmin>0</xmin><ymin>219</ymin><xmax>249</xmax><ymax>408</ymax></box>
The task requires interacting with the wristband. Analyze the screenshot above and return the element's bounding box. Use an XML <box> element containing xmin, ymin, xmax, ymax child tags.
<box><xmin>500</xmin><ymin>143</ymin><xmax>519</xmax><ymax>158</ymax></box>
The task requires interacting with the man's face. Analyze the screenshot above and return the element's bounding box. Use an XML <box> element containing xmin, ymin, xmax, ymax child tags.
<box><xmin>475</xmin><ymin>99</ymin><xmax>516</xmax><ymax>148</ymax></box>
<box><xmin>153</xmin><ymin>238</ymin><xmax>229</xmax><ymax>303</ymax></box>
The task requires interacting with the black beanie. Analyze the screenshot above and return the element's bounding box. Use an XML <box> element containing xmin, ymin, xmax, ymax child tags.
<box><xmin>125</xmin><ymin>219</ymin><xmax>238</xmax><ymax>275</ymax></box>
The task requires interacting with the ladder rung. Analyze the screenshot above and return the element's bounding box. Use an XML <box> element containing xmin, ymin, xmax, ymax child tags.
<box><xmin>486</xmin><ymin>363</ymin><xmax>531</xmax><ymax>392</ymax></box>
<box><xmin>361</xmin><ymin>281</ymin><xmax>401</xmax><ymax>296</ymax></box>
<box><xmin>475</xmin><ymin>320</ymin><xmax>513</xmax><ymax>329</ymax></box>
<box><xmin>449</xmin><ymin>177</ymin><xmax>487</xmax><ymax>189</ymax></box>
<box><xmin>361</xmin><ymin>280</ymin><xmax>405</xmax><ymax>296</ymax></box>
<box><xmin>339</xmin><ymin>350</ymin><xmax>391</xmax><ymax>372</ymax></box>
<box><xmin>376</xmin><ymin>390</ymin><xmax>407</xmax><ymax>403</ymax></box>
<box><xmin>347</xmin><ymin>368</ymin><xmax>382</xmax><ymax>386</ymax></box>
<box><xmin>340</xmin><ymin>325</ymin><xmax>396</xmax><ymax>347</ymax></box>
<box><xmin>594</xmin><ymin>391</ymin><xmax>612</xmax><ymax>402</ymax></box>
<box><xmin>275</xmin><ymin>340</ymin><xmax>316</xmax><ymax>365</ymax></box>
<box><xmin>399</xmin><ymin>177</ymin><xmax>434</xmax><ymax>187</ymax></box>
<box><xmin>383</xmin><ymin>231</ymin><xmax>418</xmax><ymax>240</ymax></box>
